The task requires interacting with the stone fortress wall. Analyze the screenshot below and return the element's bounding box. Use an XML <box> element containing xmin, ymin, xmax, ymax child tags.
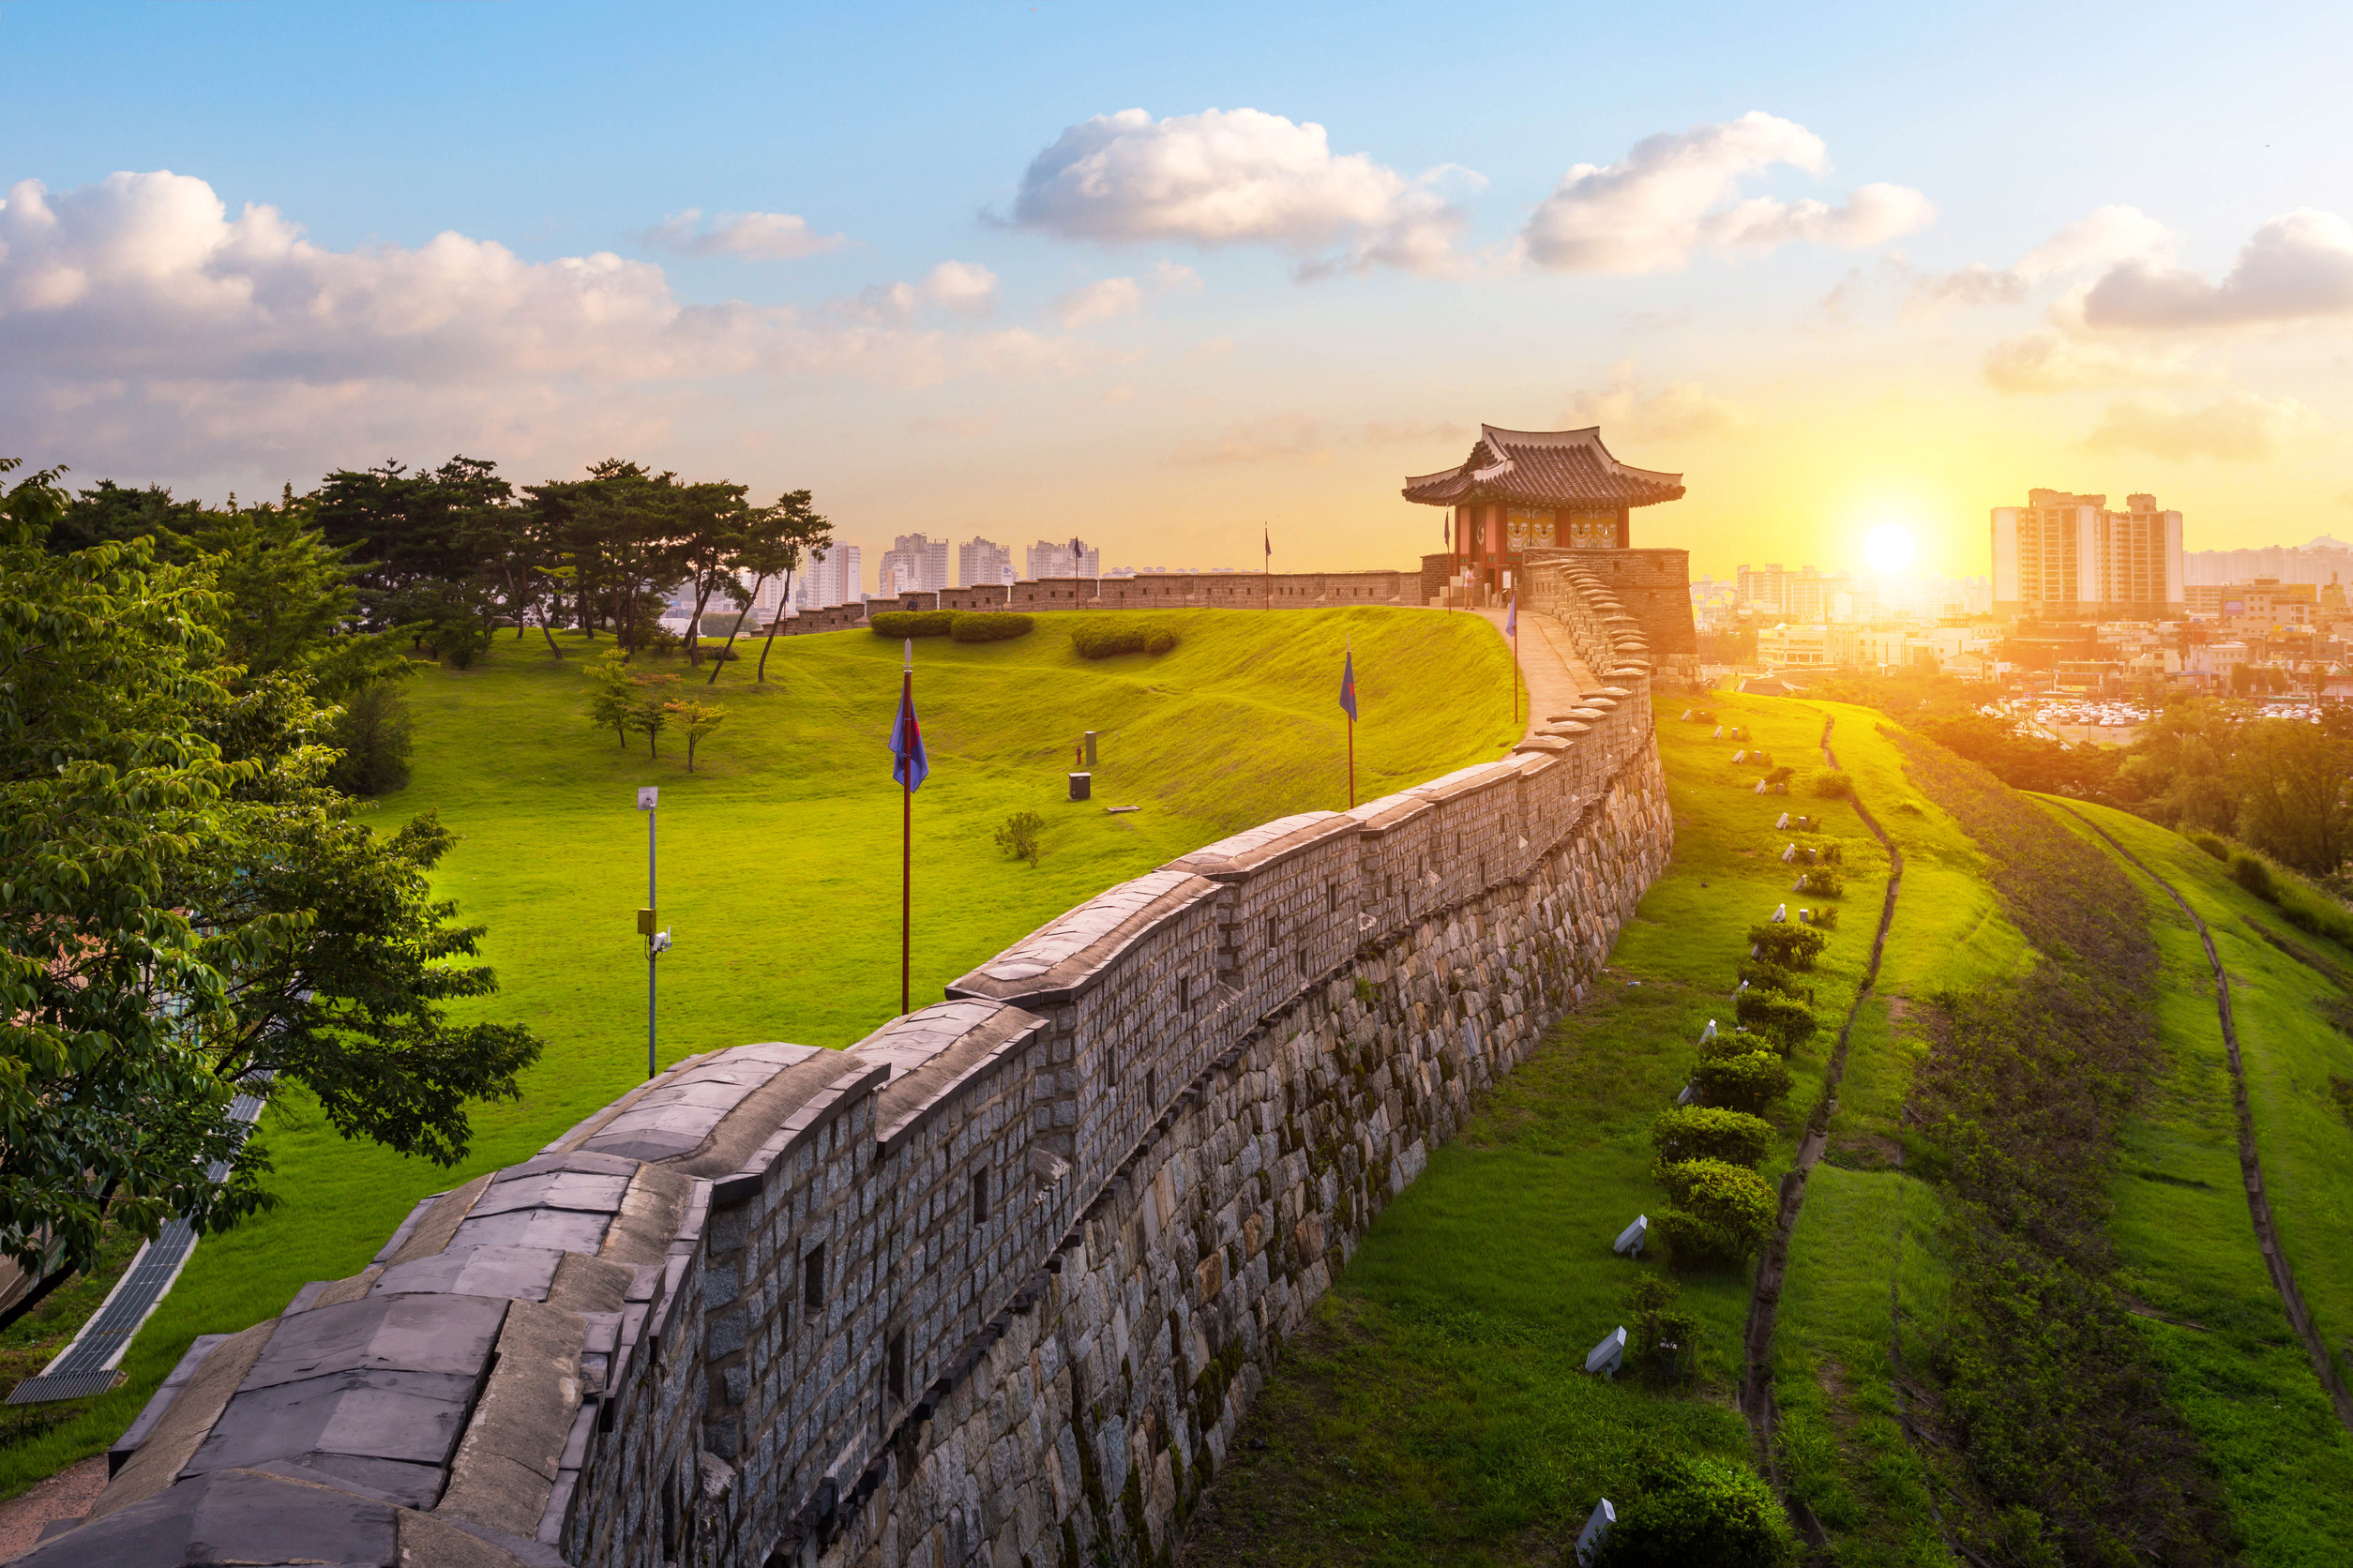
<box><xmin>775</xmin><ymin>568</ymin><xmax>1421</xmax><ymax>636</ymax></box>
<box><xmin>38</xmin><ymin>554</ymin><xmax>1679</xmax><ymax>1568</ymax></box>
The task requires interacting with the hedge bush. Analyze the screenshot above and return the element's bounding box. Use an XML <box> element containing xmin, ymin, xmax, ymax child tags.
<box><xmin>1654</xmin><ymin>1158</ymin><xmax>1778</xmax><ymax>1268</ymax></box>
<box><xmin>2227</xmin><ymin>850</ymin><xmax>2277</xmax><ymax>904</ymax></box>
<box><xmin>951</xmin><ymin>611</ymin><xmax>1033</xmax><ymax>642</ymax></box>
<box><xmin>1072</xmin><ymin>621</ymin><xmax>1178</xmax><ymax>659</ymax></box>
<box><xmin>871</xmin><ymin>610</ymin><xmax>957</xmax><ymax>639</ymax></box>
<box><xmin>1746</xmin><ymin>923</ymin><xmax>1827</xmax><ymax>971</ymax></box>
<box><xmin>1793</xmin><ymin>868</ymin><xmax>1844</xmax><ymax>898</ymax></box>
<box><xmin>1589</xmin><ymin>1452</ymin><xmax>1798</xmax><ymax>1568</ymax></box>
<box><xmin>1734</xmin><ymin>988</ymin><xmax>1818</xmax><ymax>1056</ymax></box>
<box><xmin>1735</xmin><ymin>957</ymin><xmax>1809</xmax><ymax>1000</ymax></box>
<box><xmin>2187</xmin><ymin>829</ymin><xmax>2228</xmax><ymax>861</ymax></box>
<box><xmin>1811</xmin><ymin>769</ymin><xmax>1854</xmax><ymax>798</ymax></box>
<box><xmin>1651</xmin><ymin>1106</ymin><xmax>1773</xmax><ymax>1169</ymax></box>
<box><xmin>1691</xmin><ymin>1050</ymin><xmax>1793</xmax><ymax>1115</ymax></box>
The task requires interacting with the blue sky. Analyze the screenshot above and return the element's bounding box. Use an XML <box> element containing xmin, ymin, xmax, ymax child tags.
<box><xmin>6</xmin><ymin>0</ymin><xmax>2350</xmax><ymax>580</ymax></box>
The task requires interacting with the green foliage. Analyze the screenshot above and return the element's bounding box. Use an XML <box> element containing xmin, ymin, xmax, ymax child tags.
<box><xmin>1733</xmin><ymin>988</ymin><xmax>1818</xmax><ymax>1056</ymax></box>
<box><xmin>1792</xmin><ymin>867</ymin><xmax>1843</xmax><ymax>898</ymax></box>
<box><xmin>994</xmin><ymin>809</ymin><xmax>1045</xmax><ymax>866</ymax></box>
<box><xmin>1809</xmin><ymin>769</ymin><xmax>1854</xmax><ymax>799</ymax></box>
<box><xmin>871</xmin><ymin>609</ymin><xmax>957</xmax><ymax>639</ymax></box>
<box><xmin>1622</xmin><ymin>1274</ymin><xmax>1700</xmax><ymax>1385</ymax></box>
<box><xmin>1588</xmin><ymin>1450</ymin><xmax>1797</xmax><ymax>1567</ymax></box>
<box><xmin>1072</xmin><ymin>620</ymin><xmax>1179</xmax><ymax>659</ymax></box>
<box><xmin>1745</xmin><ymin>923</ymin><xmax>1826</xmax><ymax>971</ymax></box>
<box><xmin>582</xmin><ymin>651</ymin><xmax>638</xmax><ymax>746</ymax></box>
<box><xmin>2187</xmin><ymin>829</ymin><xmax>2228</xmax><ymax>861</ymax></box>
<box><xmin>325</xmin><ymin>682</ymin><xmax>414</xmax><ymax>796</ymax></box>
<box><xmin>2228</xmin><ymin>850</ymin><xmax>2277</xmax><ymax>904</ymax></box>
<box><xmin>1804</xmin><ymin>905</ymin><xmax>1839</xmax><ymax>932</ymax></box>
<box><xmin>662</xmin><ymin>699</ymin><xmax>728</xmax><ymax>773</ymax></box>
<box><xmin>1652</xmin><ymin>1158</ymin><xmax>1777</xmax><ymax>1269</ymax></box>
<box><xmin>2331</xmin><ymin>1074</ymin><xmax>2353</xmax><ymax>1131</ymax></box>
<box><xmin>1689</xmin><ymin>1051</ymin><xmax>1792</xmax><ymax>1116</ymax></box>
<box><xmin>1734</xmin><ymin>957</ymin><xmax>1807</xmax><ymax>1000</ymax></box>
<box><xmin>1650</xmin><ymin>1106</ymin><xmax>1773</xmax><ymax>1168</ymax></box>
<box><xmin>950</xmin><ymin>611</ymin><xmax>1033</xmax><ymax>642</ymax></box>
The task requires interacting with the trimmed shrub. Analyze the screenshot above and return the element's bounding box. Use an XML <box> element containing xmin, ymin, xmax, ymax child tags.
<box><xmin>2187</xmin><ymin>829</ymin><xmax>2228</xmax><ymax>862</ymax></box>
<box><xmin>1653</xmin><ymin>1158</ymin><xmax>1777</xmax><ymax>1268</ymax></box>
<box><xmin>1691</xmin><ymin>1050</ymin><xmax>1793</xmax><ymax>1115</ymax></box>
<box><xmin>1807</xmin><ymin>905</ymin><xmax>1840</xmax><ymax>932</ymax></box>
<box><xmin>1651</xmin><ymin>1106</ymin><xmax>1773</xmax><ymax>1169</ymax></box>
<box><xmin>2276</xmin><ymin>882</ymin><xmax>2353</xmax><ymax>946</ymax></box>
<box><xmin>1811</xmin><ymin>769</ymin><xmax>1854</xmax><ymax>798</ymax></box>
<box><xmin>1793</xmin><ymin>868</ymin><xmax>1844</xmax><ymax>898</ymax></box>
<box><xmin>1735</xmin><ymin>988</ymin><xmax>1818</xmax><ymax>1056</ymax></box>
<box><xmin>1735</xmin><ymin>957</ymin><xmax>1806</xmax><ymax>999</ymax></box>
<box><xmin>1624</xmin><ymin>1274</ymin><xmax>1700</xmax><ymax>1386</ymax></box>
<box><xmin>1697</xmin><ymin>1028</ymin><xmax>1757</xmax><ymax>1063</ymax></box>
<box><xmin>1589</xmin><ymin>1451</ymin><xmax>1799</xmax><ymax>1568</ymax></box>
<box><xmin>2227</xmin><ymin>851</ymin><xmax>2278</xmax><ymax>905</ymax></box>
<box><xmin>1746</xmin><ymin>923</ymin><xmax>1827</xmax><ymax>971</ymax></box>
<box><xmin>1072</xmin><ymin>621</ymin><xmax>1178</xmax><ymax>659</ymax></box>
<box><xmin>951</xmin><ymin>611</ymin><xmax>1033</xmax><ymax>642</ymax></box>
<box><xmin>871</xmin><ymin>610</ymin><xmax>956</xmax><ymax>639</ymax></box>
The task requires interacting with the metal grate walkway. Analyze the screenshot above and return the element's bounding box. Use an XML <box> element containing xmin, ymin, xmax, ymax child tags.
<box><xmin>6</xmin><ymin>1087</ymin><xmax>268</xmax><ymax>1406</ymax></box>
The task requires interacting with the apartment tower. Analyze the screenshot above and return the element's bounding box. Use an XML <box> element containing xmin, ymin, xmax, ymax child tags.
<box><xmin>1991</xmin><ymin>490</ymin><xmax>2183</xmax><ymax>617</ymax></box>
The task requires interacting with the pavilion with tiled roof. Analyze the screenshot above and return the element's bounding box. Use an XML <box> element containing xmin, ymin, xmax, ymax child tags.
<box><xmin>1404</xmin><ymin>426</ymin><xmax>1684</xmax><ymax>600</ymax></box>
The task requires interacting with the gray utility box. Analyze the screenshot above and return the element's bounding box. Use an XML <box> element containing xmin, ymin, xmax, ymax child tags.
<box><xmin>1084</xmin><ymin>731</ymin><xmax>1099</xmax><ymax>766</ymax></box>
<box><xmin>1068</xmin><ymin>772</ymin><xmax>1092</xmax><ymax>802</ymax></box>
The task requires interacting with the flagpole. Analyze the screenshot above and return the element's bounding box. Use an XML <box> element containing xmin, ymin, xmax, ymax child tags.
<box><xmin>1346</xmin><ymin>633</ymin><xmax>1356</xmax><ymax>808</ymax></box>
<box><xmin>901</xmin><ymin>639</ymin><xmax>913</xmax><ymax>1015</ymax></box>
<box><xmin>1512</xmin><ymin>592</ymin><xmax>1521</xmax><ymax>726</ymax></box>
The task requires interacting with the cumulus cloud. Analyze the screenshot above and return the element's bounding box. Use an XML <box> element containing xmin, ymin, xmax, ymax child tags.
<box><xmin>1011</xmin><ymin>108</ymin><xmax>1475</xmax><ymax>279</ymax></box>
<box><xmin>1982</xmin><ymin>331</ymin><xmax>2211</xmax><ymax>393</ymax></box>
<box><xmin>1516</xmin><ymin>113</ymin><xmax>1931</xmax><ymax>275</ymax></box>
<box><xmin>2079</xmin><ymin>208</ymin><xmax>2353</xmax><ymax>330</ymax></box>
<box><xmin>1559</xmin><ymin>368</ymin><xmax>1751</xmax><ymax>441</ymax></box>
<box><xmin>2086</xmin><ymin>392</ymin><xmax>2323</xmax><ymax>460</ymax></box>
<box><xmin>641</xmin><ymin>207</ymin><xmax>849</xmax><ymax>260</ymax></box>
<box><xmin>1052</xmin><ymin>260</ymin><xmax>1204</xmax><ymax>328</ymax></box>
<box><xmin>0</xmin><ymin>171</ymin><xmax>1090</xmax><ymax>479</ymax></box>
<box><xmin>1908</xmin><ymin>205</ymin><xmax>2170</xmax><ymax>316</ymax></box>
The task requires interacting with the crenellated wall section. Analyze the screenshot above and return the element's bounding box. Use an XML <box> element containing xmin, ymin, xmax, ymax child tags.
<box><xmin>38</xmin><ymin>563</ymin><xmax>1673</xmax><ymax>1568</ymax></box>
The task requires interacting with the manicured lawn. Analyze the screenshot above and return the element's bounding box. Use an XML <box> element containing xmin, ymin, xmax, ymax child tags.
<box><xmin>1180</xmin><ymin>691</ymin><xmax>1900</xmax><ymax>1565</ymax></box>
<box><xmin>0</xmin><ymin>607</ymin><xmax>1517</xmax><ymax>1499</ymax></box>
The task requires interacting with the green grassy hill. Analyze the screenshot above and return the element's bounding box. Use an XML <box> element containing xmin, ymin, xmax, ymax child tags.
<box><xmin>0</xmin><ymin>606</ymin><xmax>1517</xmax><ymax>1495</ymax></box>
<box><xmin>1180</xmin><ymin>691</ymin><xmax>2353</xmax><ymax>1568</ymax></box>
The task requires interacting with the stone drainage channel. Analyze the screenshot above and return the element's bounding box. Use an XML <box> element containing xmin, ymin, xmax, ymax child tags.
<box><xmin>1736</xmin><ymin>715</ymin><xmax>1904</xmax><ymax>1545</ymax></box>
<box><xmin>2053</xmin><ymin>802</ymin><xmax>2353</xmax><ymax>1436</ymax></box>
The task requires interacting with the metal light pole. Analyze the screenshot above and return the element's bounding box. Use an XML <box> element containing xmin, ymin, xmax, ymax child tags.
<box><xmin>636</xmin><ymin>786</ymin><xmax>668</xmax><ymax>1079</ymax></box>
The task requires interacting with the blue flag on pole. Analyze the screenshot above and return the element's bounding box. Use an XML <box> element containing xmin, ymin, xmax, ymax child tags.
<box><xmin>1505</xmin><ymin>590</ymin><xmax>1517</xmax><ymax>637</ymax></box>
<box><xmin>891</xmin><ymin>682</ymin><xmax>928</xmax><ymax>792</ymax></box>
<box><xmin>1338</xmin><ymin>651</ymin><xmax>1358</xmax><ymax>721</ymax></box>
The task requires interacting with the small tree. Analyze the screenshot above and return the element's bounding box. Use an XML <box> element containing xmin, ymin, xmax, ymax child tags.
<box><xmin>326</xmin><ymin>682</ymin><xmax>415</xmax><ymax>796</ymax></box>
<box><xmin>585</xmin><ymin>651</ymin><xmax>638</xmax><ymax>746</ymax></box>
<box><xmin>1624</xmin><ymin>1274</ymin><xmax>1700</xmax><ymax>1385</ymax></box>
<box><xmin>665</xmin><ymin>699</ymin><xmax>729</xmax><ymax>773</ymax></box>
<box><xmin>627</xmin><ymin>689</ymin><xmax>673</xmax><ymax>758</ymax></box>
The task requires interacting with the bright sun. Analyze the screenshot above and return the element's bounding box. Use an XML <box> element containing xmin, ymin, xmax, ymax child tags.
<box><xmin>1864</xmin><ymin>523</ymin><xmax>1916</xmax><ymax>574</ymax></box>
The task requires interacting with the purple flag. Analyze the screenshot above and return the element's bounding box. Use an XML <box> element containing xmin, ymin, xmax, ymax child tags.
<box><xmin>891</xmin><ymin>683</ymin><xmax>928</xmax><ymax>792</ymax></box>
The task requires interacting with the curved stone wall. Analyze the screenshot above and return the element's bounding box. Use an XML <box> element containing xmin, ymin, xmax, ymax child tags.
<box><xmin>37</xmin><ymin>564</ymin><xmax>1671</xmax><ymax>1568</ymax></box>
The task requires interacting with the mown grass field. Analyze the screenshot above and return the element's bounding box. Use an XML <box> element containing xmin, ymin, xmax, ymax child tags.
<box><xmin>0</xmin><ymin>607</ymin><xmax>1517</xmax><ymax>1497</ymax></box>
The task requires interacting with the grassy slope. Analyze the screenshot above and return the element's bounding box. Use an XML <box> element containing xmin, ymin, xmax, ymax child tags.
<box><xmin>2038</xmin><ymin>801</ymin><xmax>2353</xmax><ymax>1559</ymax></box>
<box><xmin>0</xmin><ymin>608</ymin><xmax>1516</xmax><ymax>1498</ymax></box>
<box><xmin>1179</xmin><ymin>692</ymin><xmax>1898</xmax><ymax>1566</ymax></box>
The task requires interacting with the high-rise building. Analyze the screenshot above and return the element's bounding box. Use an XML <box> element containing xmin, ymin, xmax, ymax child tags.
<box><xmin>1991</xmin><ymin>490</ymin><xmax>2183</xmax><ymax>617</ymax></box>
<box><xmin>879</xmin><ymin>533</ymin><xmax>951</xmax><ymax>596</ymax></box>
<box><xmin>1735</xmin><ymin>563</ymin><xmax>1848</xmax><ymax>619</ymax></box>
<box><xmin>793</xmin><ymin>543</ymin><xmax>863</xmax><ymax>610</ymax></box>
<box><xmin>1026</xmin><ymin>538</ymin><xmax>1101</xmax><ymax>580</ymax></box>
<box><xmin>958</xmin><ymin>536</ymin><xmax>1014</xmax><ymax>588</ymax></box>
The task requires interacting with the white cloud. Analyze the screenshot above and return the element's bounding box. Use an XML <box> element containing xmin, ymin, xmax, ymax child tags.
<box><xmin>1517</xmin><ymin>113</ymin><xmax>1931</xmax><ymax>274</ymax></box>
<box><xmin>0</xmin><ymin>172</ymin><xmax>1089</xmax><ymax>479</ymax></box>
<box><xmin>641</xmin><ymin>207</ymin><xmax>849</xmax><ymax>260</ymax></box>
<box><xmin>1056</xmin><ymin>276</ymin><xmax>1144</xmax><ymax>329</ymax></box>
<box><xmin>1011</xmin><ymin>108</ymin><xmax>1474</xmax><ymax>279</ymax></box>
<box><xmin>1560</xmin><ymin>367</ymin><xmax>1751</xmax><ymax>441</ymax></box>
<box><xmin>2086</xmin><ymin>391</ymin><xmax>2323</xmax><ymax>460</ymax></box>
<box><xmin>1908</xmin><ymin>205</ymin><xmax>2170</xmax><ymax>316</ymax></box>
<box><xmin>2080</xmin><ymin>208</ymin><xmax>2353</xmax><ymax>330</ymax></box>
<box><xmin>1982</xmin><ymin>331</ymin><xmax>2211</xmax><ymax>393</ymax></box>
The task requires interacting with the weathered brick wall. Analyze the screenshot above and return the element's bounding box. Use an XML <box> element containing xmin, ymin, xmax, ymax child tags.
<box><xmin>60</xmin><ymin>568</ymin><xmax>1669</xmax><ymax>1568</ymax></box>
